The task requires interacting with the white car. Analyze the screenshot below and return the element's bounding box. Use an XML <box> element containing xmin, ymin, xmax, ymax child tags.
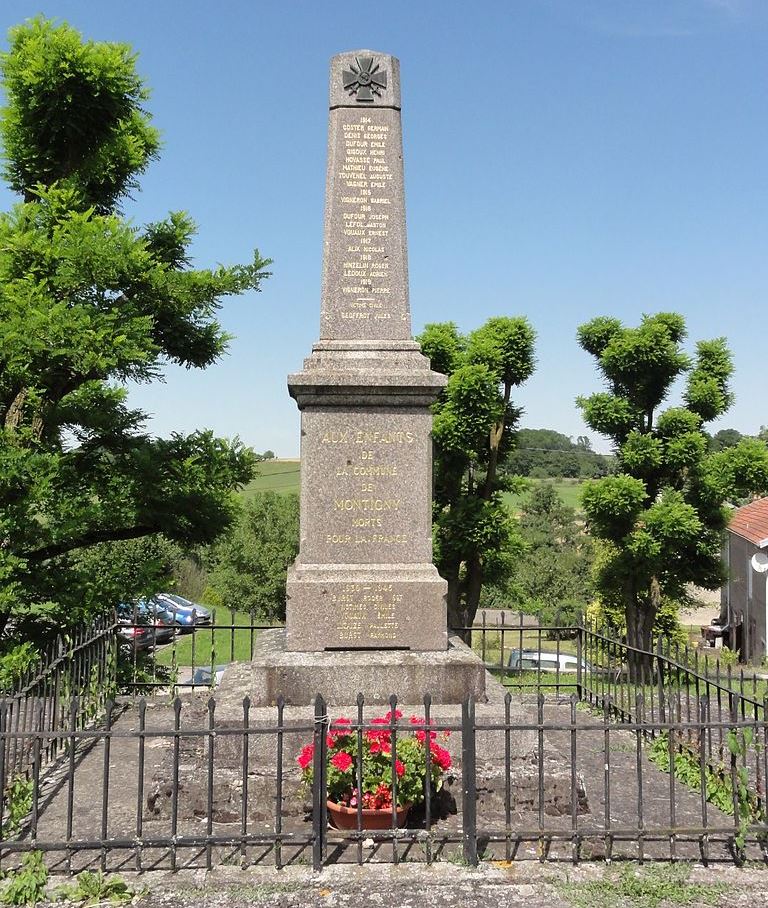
<box><xmin>507</xmin><ymin>649</ymin><xmax>587</xmax><ymax>673</ymax></box>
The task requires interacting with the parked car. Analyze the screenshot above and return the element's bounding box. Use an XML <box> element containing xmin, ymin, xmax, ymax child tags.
<box><xmin>507</xmin><ymin>648</ymin><xmax>587</xmax><ymax>673</ymax></box>
<box><xmin>116</xmin><ymin>621</ymin><xmax>156</xmax><ymax>651</ymax></box>
<box><xmin>155</xmin><ymin>593</ymin><xmax>212</xmax><ymax>631</ymax></box>
<box><xmin>117</xmin><ymin>600</ymin><xmax>177</xmax><ymax>648</ymax></box>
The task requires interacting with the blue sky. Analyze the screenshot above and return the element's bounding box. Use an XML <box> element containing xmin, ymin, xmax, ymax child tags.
<box><xmin>0</xmin><ymin>0</ymin><xmax>766</xmax><ymax>455</ymax></box>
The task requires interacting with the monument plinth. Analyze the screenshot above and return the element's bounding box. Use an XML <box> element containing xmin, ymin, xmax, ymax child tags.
<box><xmin>286</xmin><ymin>50</ymin><xmax>448</xmax><ymax>653</ymax></box>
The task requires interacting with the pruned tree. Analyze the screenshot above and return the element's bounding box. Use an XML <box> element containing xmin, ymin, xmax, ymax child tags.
<box><xmin>417</xmin><ymin>318</ymin><xmax>535</xmax><ymax>635</ymax></box>
<box><xmin>577</xmin><ymin>313</ymin><xmax>768</xmax><ymax>679</ymax></box>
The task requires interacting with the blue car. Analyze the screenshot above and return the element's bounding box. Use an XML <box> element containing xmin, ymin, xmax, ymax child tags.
<box><xmin>155</xmin><ymin>593</ymin><xmax>212</xmax><ymax>632</ymax></box>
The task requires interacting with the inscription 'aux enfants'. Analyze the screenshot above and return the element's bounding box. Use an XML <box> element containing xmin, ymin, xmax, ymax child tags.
<box><xmin>339</xmin><ymin>115</ymin><xmax>393</xmax><ymax>321</ymax></box>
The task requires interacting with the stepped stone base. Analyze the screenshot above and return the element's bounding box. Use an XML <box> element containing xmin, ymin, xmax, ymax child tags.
<box><xmin>217</xmin><ymin>628</ymin><xmax>486</xmax><ymax>708</ymax></box>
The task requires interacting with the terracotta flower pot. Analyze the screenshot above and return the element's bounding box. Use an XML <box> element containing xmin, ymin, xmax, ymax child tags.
<box><xmin>326</xmin><ymin>799</ymin><xmax>411</xmax><ymax>830</ymax></box>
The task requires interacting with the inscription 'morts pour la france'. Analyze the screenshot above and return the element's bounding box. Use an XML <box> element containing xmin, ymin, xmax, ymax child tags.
<box><xmin>342</xmin><ymin>56</ymin><xmax>387</xmax><ymax>102</ymax></box>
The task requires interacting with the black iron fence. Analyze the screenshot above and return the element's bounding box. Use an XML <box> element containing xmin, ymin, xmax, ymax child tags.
<box><xmin>0</xmin><ymin>690</ymin><xmax>765</xmax><ymax>871</ymax></box>
<box><xmin>0</xmin><ymin>616</ymin><xmax>116</xmax><ymax>784</ymax></box>
<box><xmin>0</xmin><ymin>611</ymin><xmax>767</xmax><ymax>871</ymax></box>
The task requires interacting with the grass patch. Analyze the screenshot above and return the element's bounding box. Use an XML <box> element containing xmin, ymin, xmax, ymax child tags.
<box><xmin>503</xmin><ymin>478</ymin><xmax>585</xmax><ymax>515</ymax></box>
<box><xmin>554</xmin><ymin>862</ymin><xmax>725</xmax><ymax>908</ymax></box>
<box><xmin>155</xmin><ymin>609</ymin><xmax>274</xmax><ymax>668</ymax></box>
<box><xmin>240</xmin><ymin>460</ymin><xmax>300</xmax><ymax>498</ymax></box>
<box><xmin>471</xmin><ymin>626</ymin><xmax>580</xmax><ymax>661</ymax></box>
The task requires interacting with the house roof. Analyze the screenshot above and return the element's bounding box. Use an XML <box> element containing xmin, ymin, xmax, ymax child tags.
<box><xmin>729</xmin><ymin>498</ymin><xmax>768</xmax><ymax>547</ymax></box>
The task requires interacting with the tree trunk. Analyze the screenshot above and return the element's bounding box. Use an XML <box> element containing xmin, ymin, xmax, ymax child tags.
<box><xmin>624</xmin><ymin>579</ymin><xmax>659</xmax><ymax>686</ymax></box>
<box><xmin>462</xmin><ymin>553</ymin><xmax>484</xmax><ymax>645</ymax></box>
<box><xmin>445</xmin><ymin>565</ymin><xmax>465</xmax><ymax>639</ymax></box>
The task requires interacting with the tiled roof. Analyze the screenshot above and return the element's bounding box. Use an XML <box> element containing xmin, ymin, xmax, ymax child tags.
<box><xmin>729</xmin><ymin>498</ymin><xmax>768</xmax><ymax>546</ymax></box>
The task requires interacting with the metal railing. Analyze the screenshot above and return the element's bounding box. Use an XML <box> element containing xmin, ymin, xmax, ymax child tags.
<box><xmin>0</xmin><ymin>689</ymin><xmax>765</xmax><ymax>871</ymax></box>
<box><xmin>0</xmin><ymin>611</ymin><xmax>766</xmax><ymax>871</ymax></box>
<box><xmin>0</xmin><ymin>616</ymin><xmax>116</xmax><ymax>784</ymax></box>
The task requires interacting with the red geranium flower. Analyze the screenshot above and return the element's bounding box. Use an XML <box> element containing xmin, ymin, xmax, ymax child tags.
<box><xmin>430</xmin><ymin>742</ymin><xmax>452</xmax><ymax>770</ymax></box>
<box><xmin>395</xmin><ymin>759</ymin><xmax>405</xmax><ymax>777</ymax></box>
<box><xmin>297</xmin><ymin>743</ymin><xmax>314</xmax><ymax>770</ymax></box>
<box><xmin>330</xmin><ymin>751</ymin><xmax>353</xmax><ymax>772</ymax></box>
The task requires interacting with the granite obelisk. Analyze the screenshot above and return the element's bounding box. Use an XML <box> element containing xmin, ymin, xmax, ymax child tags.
<box><xmin>286</xmin><ymin>51</ymin><xmax>448</xmax><ymax>652</ymax></box>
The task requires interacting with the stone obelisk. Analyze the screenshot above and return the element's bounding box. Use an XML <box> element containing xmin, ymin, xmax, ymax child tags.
<box><xmin>286</xmin><ymin>51</ymin><xmax>448</xmax><ymax>652</ymax></box>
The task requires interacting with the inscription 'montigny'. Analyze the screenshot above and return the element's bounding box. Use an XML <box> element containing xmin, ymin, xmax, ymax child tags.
<box><xmin>339</xmin><ymin>117</ymin><xmax>393</xmax><ymax>321</ymax></box>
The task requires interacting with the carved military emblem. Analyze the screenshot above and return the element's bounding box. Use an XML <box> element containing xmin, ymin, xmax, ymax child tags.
<box><xmin>342</xmin><ymin>56</ymin><xmax>387</xmax><ymax>102</ymax></box>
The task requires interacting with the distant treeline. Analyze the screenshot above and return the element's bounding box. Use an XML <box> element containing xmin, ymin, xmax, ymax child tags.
<box><xmin>504</xmin><ymin>429</ymin><xmax>615</xmax><ymax>479</ymax></box>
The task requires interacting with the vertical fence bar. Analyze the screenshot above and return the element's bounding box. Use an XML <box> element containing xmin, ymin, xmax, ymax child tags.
<box><xmin>100</xmin><ymin>699</ymin><xmax>114</xmax><ymax>871</ymax></box>
<box><xmin>729</xmin><ymin>694</ymin><xmax>743</xmax><ymax>865</ymax></box>
<box><xmin>135</xmin><ymin>699</ymin><xmax>146</xmax><ymax>872</ymax></box>
<box><xmin>312</xmin><ymin>695</ymin><xmax>327</xmax><ymax>872</ymax></box>
<box><xmin>537</xmin><ymin>694</ymin><xmax>545</xmax><ymax>860</ymax></box>
<box><xmin>657</xmin><ymin>638</ymin><xmax>666</xmax><ymax>727</ymax></box>
<box><xmin>0</xmin><ymin>702</ymin><xmax>6</xmax><ymax>871</ymax></box>
<box><xmin>603</xmin><ymin>695</ymin><xmax>612</xmax><ymax>861</ymax></box>
<box><xmin>244</xmin><ymin>696</ymin><xmax>252</xmax><ymax>869</ymax></box>
<box><xmin>698</xmin><ymin>697</ymin><xmax>709</xmax><ymax>865</ymax></box>
<box><xmin>389</xmin><ymin>695</ymin><xmax>399</xmax><ymax>865</ymax></box>
<box><xmin>504</xmin><ymin>692</ymin><xmax>512</xmax><ymax>862</ymax></box>
<box><xmin>499</xmin><ymin>611</ymin><xmax>507</xmax><ymax>686</ymax></box>
<box><xmin>355</xmin><ymin>693</ymin><xmax>364</xmax><ymax>866</ymax></box>
<box><xmin>424</xmin><ymin>693</ymin><xmax>433</xmax><ymax>865</ymax></box>
<box><xmin>668</xmin><ymin>695</ymin><xmax>678</xmax><ymax>861</ymax></box>
<box><xmin>170</xmin><ymin>698</ymin><xmax>181</xmax><ymax>872</ymax></box>
<box><xmin>635</xmin><ymin>693</ymin><xmax>644</xmax><ymax>863</ymax></box>
<box><xmin>763</xmin><ymin>695</ymin><xmax>768</xmax><ymax>843</ymax></box>
<box><xmin>461</xmin><ymin>696</ymin><xmax>478</xmax><ymax>866</ymax></box>
<box><xmin>570</xmin><ymin>694</ymin><xmax>579</xmax><ymax>864</ymax></box>
<box><xmin>206</xmin><ymin>698</ymin><xmax>215</xmax><ymax>871</ymax></box>
<box><xmin>65</xmin><ymin>696</ymin><xmax>78</xmax><ymax>874</ymax></box>
<box><xmin>576</xmin><ymin>627</ymin><xmax>583</xmax><ymax>701</ymax></box>
<box><xmin>29</xmin><ymin>702</ymin><xmax>43</xmax><ymax>845</ymax></box>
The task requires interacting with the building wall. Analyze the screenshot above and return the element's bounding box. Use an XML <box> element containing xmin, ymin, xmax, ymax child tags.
<box><xmin>726</xmin><ymin>533</ymin><xmax>767</xmax><ymax>663</ymax></box>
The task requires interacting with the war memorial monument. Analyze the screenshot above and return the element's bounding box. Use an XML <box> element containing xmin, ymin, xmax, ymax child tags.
<box><xmin>224</xmin><ymin>50</ymin><xmax>489</xmax><ymax>706</ymax></box>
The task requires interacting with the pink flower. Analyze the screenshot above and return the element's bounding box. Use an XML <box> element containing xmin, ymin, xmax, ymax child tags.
<box><xmin>330</xmin><ymin>751</ymin><xmax>353</xmax><ymax>772</ymax></box>
<box><xmin>297</xmin><ymin>743</ymin><xmax>314</xmax><ymax>770</ymax></box>
<box><xmin>384</xmin><ymin>709</ymin><xmax>403</xmax><ymax>721</ymax></box>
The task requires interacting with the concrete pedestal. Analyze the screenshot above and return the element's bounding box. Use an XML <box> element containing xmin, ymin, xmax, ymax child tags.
<box><xmin>219</xmin><ymin>628</ymin><xmax>485</xmax><ymax>708</ymax></box>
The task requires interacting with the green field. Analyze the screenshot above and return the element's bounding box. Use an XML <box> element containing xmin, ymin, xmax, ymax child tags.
<box><xmin>241</xmin><ymin>461</ymin><xmax>585</xmax><ymax>513</ymax></box>
<box><xmin>155</xmin><ymin>609</ymin><xmax>269</xmax><ymax>667</ymax></box>
<box><xmin>503</xmin><ymin>478</ymin><xmax>585</xmax><ymax>514</ymax></box>
<box><xmin>241</xmin><ymin>459</ymin><xmax>300</xmax><ymax>497</ymax></box>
